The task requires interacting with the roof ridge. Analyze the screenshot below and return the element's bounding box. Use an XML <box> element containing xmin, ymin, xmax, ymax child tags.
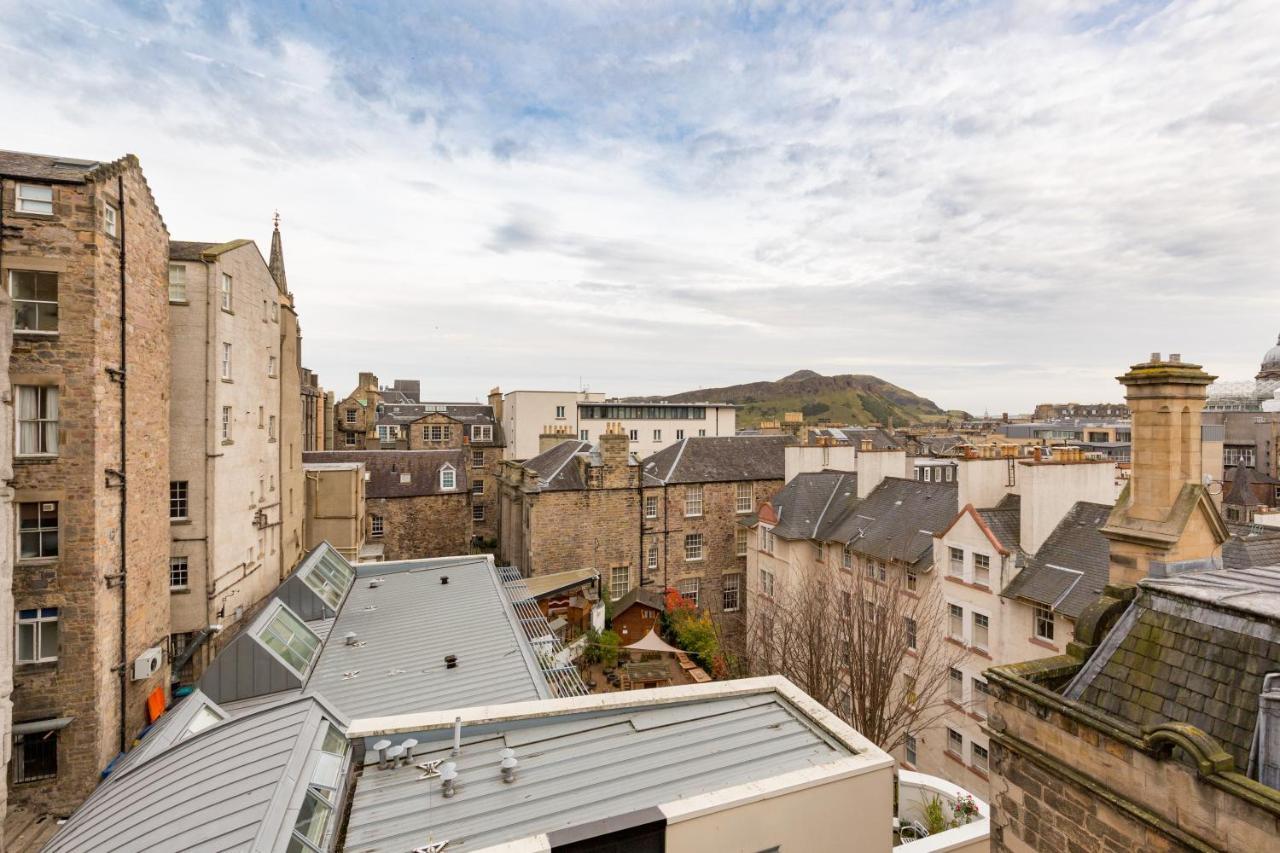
<box><xmin>811</xmin><ymin>473</ymin><xmax>848</xmax><ymax>538</ymax></box>
<box><xmin>665</xmin><ymin>437</ymin><xmax>691</xmax><ymax>483</ymax></box>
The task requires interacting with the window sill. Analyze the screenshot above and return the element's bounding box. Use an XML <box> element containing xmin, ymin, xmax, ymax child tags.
<box><xmin>969</xmin><ymin>646</ymin><xmax>992</xmax><ymax>660</ymax></box>
<box><xmin>15</xmin><ymin>455</ymin><xmax>58</xmax><ymax>463</ymax></box>
<box><xmin>16</xmin><ymin>557</ymin><xmax>58</xmax><ymax>567</ymax></box>
<box><xmin>16</xmin><ymin>659</ymin><xmax>58</xmax><ymax>670</ymax></box>
<box><xmin>221</xmin><ymin>308</ymin><xmax>234</xmax><ymax>315</ymax></box>
<box><xmin>685</xmin><ymin>557</ymin><xmax>704</xmax><ymax>563</ymax></box>
<box><xmin>14</xmin><ymin>330</ymin><xmax>59</xmax><ymax>338</ymax></box>
<box><xmin>170</xmin><ymin>517</ymin><xmax>191</xmax><ymax>524</ymax></box>
<box><xmin>169</xmin><ymin>299</ymin><xmax>189</xmax><ymax>305</ymax></box>
<box><xmin>1029</xmin><ymin>636</ymin><xmax>1059</xmax><ymax>652</ymax></box>
<box><xmin>170</xmin><ymin>587</ymin><xmax>191</xmax><ymax>595</ymax></box>
<box><xmin>969</xmin><ymin>765</ymin><xmax>990</xmax><ymax>781</ymax></box>
<box><xmin>9</xmin><ymin>211</ymin><xmax>57</xmax><ymax>220</ymax></box>
<box><xmin>222</xmin><ymin>440</ymin><xmax>234</xmax><ymax>446</ymax></box>
<box><xmin>968</xmin><ymin>712</ymin><xmax>988</xmax><ymax>723</ymax></box>
<box><xmin>684</xmin><ymin>514</ymin><xmax>704</xmax><ymax>519</ymax></box>
<box><xmin>944</xmin><ymin>750</ymin><xmax>965</xmax><ymax>766</ymax></box>
<box><xmin>221</xmin><ymin>378</ymin><xmax>233</xmax><ymax>384</ymax></box>
<box><xmin>945</xmin><ymin>636</ymin><xmax>966</xmax><ymax>650</ymax></box>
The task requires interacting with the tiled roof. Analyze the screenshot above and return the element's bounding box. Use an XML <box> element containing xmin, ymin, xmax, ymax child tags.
<box><xmin>302</xmin><ymin>450</ymin><xmax>468</xmax><ymax>498</ymax></box>
<box><xmin>642</xmin><ymin>435</ymin><xmax>794</xmax><ymax>485</ymax></box>
<box><xmin>0</xmin><ymin>149</ymin><xmax>99</xmax><ymax>182</ymax></box>
<box><xmin>1068</xmin><ymin>566</ymin><xmax>1280</xmax><ymax>773</ymax></box>
<box><xmin>1222</xmin><ymin>525</ymin><xmax>1280</xmax><ymax>570</ymax></box>
<box><xmin>978</xmin><ymin>506</ymin><xmax>1022</xmax><ymax>553</ymax></box>
<box><xmin>824</xmin><ymin>477</ymin><xmax>958</xmax><ymax>569</ymax></box>
<box><xmin>766</xmin><ymin>471</ymin><xmax>857</xmax><ymax>541</ymax></box>
<box><xmin>522</xmin><ymin>439</ymin><xmax>594</xmax><ymax>491</ymax></box>
<box><xmin>168</xmin><ymin>241</ymin><xmax>218</xmax><ymax>261</ymax></box>
<box><xmin>1001</xmin><ymin>502</ymin><xmax>1112</xmax><ymax>619</ymax></box>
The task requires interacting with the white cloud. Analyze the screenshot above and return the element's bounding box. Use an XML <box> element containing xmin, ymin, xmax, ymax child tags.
<box><xmin>1</xmin><ymin>0</ymin><xmax>1276</xmax><ymax>413</ymax></box>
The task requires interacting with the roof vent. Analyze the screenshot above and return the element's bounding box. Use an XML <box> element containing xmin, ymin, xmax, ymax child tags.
<box><xmin>373</xmin><ymin>739</ymin><xmax>392</xmax><ymax>768</ymax></box>
<box><xmin>369</xmin><ymin>578</ymin><xmax>384</xmax><ymax>588</ymax></box>
<box><xmin>344</xmin><ymin>631</ymin><xmax>359</xmax><ymax>646</ymax></box>
<box><xmin>400</xmin><ymin>738</ymin><xmax>418</xmax><ymax>767</ymax></box>
<box><xmin>440</xmin><ymin>761</ymin><xmax>458</xmax><ymax>798</ymax></box>
<box><xmin>500</xmin><ymin>748</ymin><xmax>518</xmax><ymax>783</ymax></box>
<box><xmin>445</xmin><ymin>654</ymin><xmax>458</xmax><ymax>669</ymax></box>
<box><xmin>440</xmin><ymin>575</ymin><xmax>449</xmax><ymax>585</ymax></box>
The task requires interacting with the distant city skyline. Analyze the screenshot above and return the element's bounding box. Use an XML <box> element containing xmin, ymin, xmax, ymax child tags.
<box><xmin>2</xmin><ymin>1</ymin><xmax>1276</xmax><ymax>414</ymax></box>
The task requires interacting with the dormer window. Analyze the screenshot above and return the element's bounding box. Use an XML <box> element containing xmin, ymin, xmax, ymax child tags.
<box><xmin>440</xmin><ymin>464</ymin><xmax>456</xmax><ymax>490</ymax></box>
<box><xmin>16</xmin><ymin>184</ymin><xmax>53</xmax><ymax>215</ymax></box>
<box><xmin>471</xmin><ymin>424</ymin><xmax>493</xmax><ymax>442</ymax></box>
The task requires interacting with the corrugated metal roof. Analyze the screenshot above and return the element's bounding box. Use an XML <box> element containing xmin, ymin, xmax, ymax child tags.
<box><xmin>43</xmin><ymin>695</ymin><xmax>345</xmax><ymax>853</ymax></box>
<box><xmin>344</xmin><ymin>692</ymin><xmax>852</xmax><ymax>851</ymax></box>
<box><xmin>304</xmin><ymin>556</ymin><xmax>550</xmax><ymax>718</ymax></box>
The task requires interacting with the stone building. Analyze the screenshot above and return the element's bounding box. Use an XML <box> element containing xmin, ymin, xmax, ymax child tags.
<box><xmin>167</xmin><ymin>221</ymin><xmax>304</xmax><ymax>684</ymax></box>
<box><xmin>301</xmin><ymin>460</ymin><xmax>367</xmax><ymax>561</ymax></box>
<box><xmin>333</xmin><ymin>372</ymin><xmax>382</xmax><ymax>448</ymax></box>
<box><xmin>983</xmin><ymin>354</ymin><xmax>1271</xmax><ymax>852</ymax></box>
<box><xmin>1</xmin><ymin>150</ymin><xmax>172</xmax><ymax>814</ymax></box>
<box><xmin>0</xmin><ymin>288</ymin><xmax>12</xmax><ymax>828</ymax></box>
<box><xmin>303</xmin><ymin>450</ymin><xmax>472</xmax><ymax>560</ymax></box>
<box><xmin>499</xmin><ymin>429</ymin><xmax>791</xmax><ymax>622</ymax></box>
<box><xmin>300</xmin><ymin>367</ymin><xmax>330</xmax><ymax>451</ymax></box>
<box><xmin>638</xmin><ymin>435</ymin><xmax>793</xmax><ymax>619</ymax></box>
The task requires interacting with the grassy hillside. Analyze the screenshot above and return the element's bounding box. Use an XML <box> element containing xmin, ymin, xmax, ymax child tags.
<box><xmin>630</xmin><ymin>370</ymin><xmax>960</xmax><ymax>429</ymax></box>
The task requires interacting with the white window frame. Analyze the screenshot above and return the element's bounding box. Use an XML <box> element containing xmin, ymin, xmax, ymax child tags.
<box><xmin>169</xmin><ymin>556</ymin><xmax>190</xmax><ymax>590</ymax></box>
<box><xmin>677</xmin><ymin>577</ymin><xmax>699</xmax><ymax>607</ymax></box>
<box><xmin>370</xmin><ymin>515</ymin><xmax>384</xmax><ymax>536</ymax></box>
<box><xmin>168</xmin><ymin>264</ymin><xmax>188</xmax><ymax>303</ymax></box>
<box><xmin>948</xmin><ymin>667</ymin><xmax>964</xmax><ymax>704</ymax></box>
<box><xmin>948</xmin><ymin>546</ymin><xmax>964</xmax><ymax>577</ymax></box>
<box><xmin>16</xmin><ymin>386</ymin><xmax>58</xmax><ymax>457</ymax></box>
<box><xmin>760</xmin><ymin>567</ymin><xmax>775</xmax><ymax>597</ymax></box>
<box><xmin>471</xmin><ymin>449</ymin><xmax>485</xmax><ymax>467</ymax></box>
<box><xmin>653</xmin><ymin>429</ymin><xmax>661</xmax><ymax>442</ymax></box>
<box><xmin>345</xmin><ymin>409</ymin><xmax>357</xmax><ymax>425</ymax></box>
<box><xmin>647</xmin><ymin>544</ymin><xmax>658</xmax><ymax>572</ymax></box>
<box><xmin>16</xmin><ymin>183</ymin><xmax>53</xmax><ymax>215</ymax></box>
<box><xmin>16</xmin><ymin>607</ymin><xmax>59</xmax><ymax>663</ymax></box>
<box><xmin>610</xmin><ymin>566</ymin><xmax>629</xmax><ymax>600</ymax></box>
<box><xmin>472</xmin><ymin>504</ymin><xmax>485</xmax><ymax>522</ymax></box>
<box><xmin>439</xmin><ymin>464</ymin><xmax>456</xmax><ymax>491</ymax></box>
<box><xmin>946</xmin><ymin>727</ymin><xmax>964</xmax><ymax>757</ymax></box>
<box><xmin>220</xmin><ymin>342</ymin><xmax>232</xmax><ymax>380</ymax></box>
<box><xmin>628</xmin><ymin>429</ymin><xmax>638</xmax><ymax>442</ymax></box>
<box><xmin>268</xmin><ymin>415</ymin><xmax>277</xmax><ymax>441</ymax></box>
<box><xmin>948</xmin><ymin>602</ymin><xmax>964</xmax><ymax>640</ymax></box>
<box><xmin>471</xmin><ymin>424</ymin><xmax>493</xmax><ymax>442</ymax></box>
<box><xmin>1034</xmin><ymin>604</ymin><xmax>1055</xmax><ymax>642</ymax></box>
<box><xmin>759</xmin><ymin>525</ymin><xmax>775</xmax><ymax>555</ymax></box>
<box><xmin>905</xmin><ymin>616</ymin><xmax>917</xmax><ymax>651</ymax></box>
<box><xmin>735</xmin><ymin>482</ymin><xmax>753</xmax><ymax>514</ymax></box>
<box><xmin>555</xmin><ymin>405</ymin><xmax>566</xmax><ymax>419</ymax></box>
<box><xmin>973</xmin><ymin>678</ymin><xmax>990</xmax><ymax>720</ymax></box>
<box><xmin>906</xmin><ymin>565</ymin><xmax>918</xmax><ymax>592</ymax></box>
<box><xmin>221</xmin><ymin>406</ymin><xmax>232</xmax><ymax>442</ymax></box>
<box><xmin>471</xmin><ymin>478</ymin><xmax>484</xmax><ymax>495</ymax></box>
<box><xmin>972</xmin><ymin>610</ymin><xmax>990</xmax><ymax>651</ymax></box>
<box><xmin>973</xmin><ymin>552</ymin><xmax>990</xmax><ymax>587</ymax></box>
<box><xmin>735</xmin><ymin>527</ymin><xmax>748</xmax><ymax>557</ymax></box>
<box><xmin>904</xmin><ymin>734</ymin><xmax>917</xmax><ymax>766</ymax></box>
<box><xmin>17</xmin><ymin>501</ymin><xmax>59</xmax><ymax>560</ymax></box>
<box><xmin>644</xmin><ymin>495</ymin><xmax>658</xmax><ymax>519</ymax></box>
<box><xmin>676</xmin><ymin>429</ymin><xmax>684</xmax><ymax>440</ymax></box>
<box><xmin>220</xmin><ymin>272</ymin><xmax>233</xmax><ymax>311</ymax></box>
<box><xmin>972</xmin><ymin>741</ymin><xmax>989</xmax><ymax>774</ymax></box>
<box><xmin>684</xmin><ymin>532</ymin><xmax>704</xmax><ymax>562</ymax></box>
<box><xmin>268</xmin><ymin>355</ymin><xmax>278</xmax><ymax>377</ymax></box>
<box><xmin>170</xmin><ymin>481</ymin><xmax>189</xmax><ymax>520</ymax></box>
<box><xmin>103</xmin><ymin>202</ymin><xmax>118</xmax><ymax>237</ymax></box>
<box><xmin>722</xmin><ymin>573</ymin><xmax>741</xmax><ymax>612</ymax></box>
<box><xmin>684</xmin><ymin>484</ymin><xmax>703</xmax><ymax>517</ymax></box>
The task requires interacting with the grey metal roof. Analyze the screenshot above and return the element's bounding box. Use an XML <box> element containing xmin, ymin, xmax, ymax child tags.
<box><xmin>1001</xmin><ymin>502</ymin><xmax>1112</xmax><ymax>619</ymax></box>
<box><xmin>343</xmin><ymin>691</ymin><xmax>853</xmax><ymax>851</ymax></box>
<box><xmin>105</xmin><ymin>689</ymin><xmax>229</xmax><ymax>779</ymax></box>
<box><xmin>43</xmin><ymin>694</ymin><xmax>347</xmax><ymax>853</ymax></box>
<box><xmin>303</xmin><ymin>556</ymin><xmax>551</xmax><ymax>718</ymax></box>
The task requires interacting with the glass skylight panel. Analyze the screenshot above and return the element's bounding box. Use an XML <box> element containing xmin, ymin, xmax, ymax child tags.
<box><xmin>311</xmin><ymin>725</ymin><xmax>349</xmax><ymax>792</ymax></box>
<box><xmin>300</xmin><ymin>550</ymin><xmax>354</xmax><ymax>608</ymax></box>
<box><xmin>290</xmin><ymin>790</ymin><xmax>332</xmax><ymax>851</ymax></box>
<box><xmin>182</xmin><ymin>705</ymin><xmax>225</xmax><ymax>739</ymax></box>
<box><xmin>257</xmin><ymin>606</ymin><xmax>321</xmax><ymax>676</ymax></box>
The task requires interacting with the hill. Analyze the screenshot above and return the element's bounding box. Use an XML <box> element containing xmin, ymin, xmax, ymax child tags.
<box><xmin>628</xmin><ymin>370</ymin><xmax>957</xmax><ymax>429</ymax></box>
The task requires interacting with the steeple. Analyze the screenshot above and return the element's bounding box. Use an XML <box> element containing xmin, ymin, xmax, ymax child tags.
<box><xmin>268</xmin><ymin>210</ymin><xmax>288</xmax><ymax>293</ymax></box>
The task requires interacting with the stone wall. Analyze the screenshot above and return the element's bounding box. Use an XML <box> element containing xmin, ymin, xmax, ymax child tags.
<box><xmin>3</xmin><ymin>157</ymin><xmax>172</xmax><ymax>814</ymax></box>
<box><xmin>279</xmin><ymin>293</ymin><xmax>305</xmax><ymax>577</ymax></box>
<box><xmin>367</xmin><ymin>493</ymin><xmax>471</xmax><ymax>561</ymax></box>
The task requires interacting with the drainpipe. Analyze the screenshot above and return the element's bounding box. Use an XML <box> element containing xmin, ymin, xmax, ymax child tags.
<box><xmin>116</xmin><ymin>174</ymin><xmax>129</xmax><ymax>754</ymax></box>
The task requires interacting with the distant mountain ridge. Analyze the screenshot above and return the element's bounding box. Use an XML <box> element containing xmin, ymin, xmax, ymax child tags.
<box><xmin>628</xmin><ymin>370</ymin><xmax>957</xmax><ymax>428</ymax></box>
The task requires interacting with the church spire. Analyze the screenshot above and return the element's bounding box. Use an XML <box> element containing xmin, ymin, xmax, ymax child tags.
<box><xmin>268</xmin><ymin>210</ymin><xmax>288</xmax><ymax>293</ymax></box>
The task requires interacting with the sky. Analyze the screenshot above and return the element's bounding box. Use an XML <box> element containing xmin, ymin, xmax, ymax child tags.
<box><xmin>1</xmin><ymin>0</ymin><xmax>1276</xmax><ymax>415</ymax></box>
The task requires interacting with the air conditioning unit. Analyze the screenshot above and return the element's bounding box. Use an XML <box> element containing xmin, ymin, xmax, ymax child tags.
<box><xmin>133</xmin><ymin>646</ymin><xmax>164</xmax><ymax>681</ymax></box>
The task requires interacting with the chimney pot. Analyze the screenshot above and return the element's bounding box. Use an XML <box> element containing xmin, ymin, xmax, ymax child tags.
<box><xmin>1169</xmin><ymin>353</ymin><xmax>1181</xmax><ymax>363</ymax></box>
<box><xmin>445</xmin><ymin>654</ymin><xmax>458</xmax><ymax>669</ymax></box>
<box><xmin>441</xmin><ymin>575</ymin><xmax>449</xmax><ymax>585</ymax></box>
<box><xmin>344</xmin><ymin>631</ymin><xmax>358</xmax><ymax>646</ymax></box>
<box><xmin>1151</xmin><ymin>352</ymin><xmax>1161</xmax><ymax>363</ymax></box>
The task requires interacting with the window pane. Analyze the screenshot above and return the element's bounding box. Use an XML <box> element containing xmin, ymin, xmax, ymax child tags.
<box><xmin>17</xmin><ymin>623</ymin><xmax>34</xmax><ymax>661</ymax></box>
<box><xmin>294</xmin><ymin>791</ymin><xmax>332</xmax><ymax>844</ymax></box>
<box><xmin>40</xmin><ymin>619</ymin><xmax>58</xmax><ymax>657</ymax></box>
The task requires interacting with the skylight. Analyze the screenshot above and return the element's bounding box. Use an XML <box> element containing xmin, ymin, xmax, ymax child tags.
<box><xmin>181</xmin><ymin>705</ymin><xmax>226</xmax><ymax>740</ymax></box>
<box><xmin>300</xmin><ymin>549</ymin><xmax>355</xmax><ymax>609</ymax></box>
<box><xmin>257</xmin><ymin>605</ymin><xmax>321</xmax><ymax>677</ymax></box>
<box><xmin>288</xmin><ymin>724</ymin><xmax>350</xmax><ymax>853</ymax></box>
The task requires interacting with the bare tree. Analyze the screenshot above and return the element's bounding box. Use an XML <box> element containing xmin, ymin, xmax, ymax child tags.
<box><xmin>731</xmin><ymin>559</ymin><xmax>968</xmax><ymax>753</ymax></box>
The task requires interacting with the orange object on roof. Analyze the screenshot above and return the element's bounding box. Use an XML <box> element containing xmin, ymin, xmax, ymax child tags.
<box><xmin>145</xmin><ymin>687</ymin><xmax>165</xmax><ymax>724</ymax></box>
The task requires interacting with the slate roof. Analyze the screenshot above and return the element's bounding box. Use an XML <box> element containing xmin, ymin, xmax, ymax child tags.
<box><xmin>1001</xmin><ymin>502</ymin><xmax>1112</xmax><ymax>619</ymax></box>
<box><xmin>303</xmin><ymin>556</ymin><xmax>550</xmax><ymax>718</ymax></box>
<box><xmin>1223</xmin><ymin>525</ymin><xmax>1280</xmax><ymax>571</ymax></box>
<box><xmin>1067</xmin><ymin>565</ymin><xmax>1280</xmax><ymax>775</ymax></box>
<box><xmin>521</xmin><ymin>439</ymin><xmax>597</xmax><ymax>491</ymax></box>
<box><xmin>766</xmin><ymin>471</ymin><xmax>857</xmax><ymax>541</ymax></box>
<box><xmin>1223</xmin><ymin>465</ymin><xmax>1280</xmax><ymax>507</ymax></box>
<box><xmin>642</xmin><ymin>435</ymin><xmax>794</xmax><ymax>485</ymax></box>
<box><xmin>43</xmin><ymin>694</ymin><xmax>347</xmax><ymax>853</ymax></box>
<box><xmin>168</xmin><ymin>239</ymin><xmax>255</xmax><ymax>262</ymax></box>
<box><xmin>806</xmin><ymin>426</ymin><xmax>903</xmax><ymax>450</ymax></box>
<box><xmin>0</xmin><ymin>149</ymin><xmax>99</xmax><ymax>182</ymax></box>
<box><xmin>376</xmin><ymin>402</ymin><xmax>505</xmax><ymax>444</ymax></box>
<box><xmin>978</xmin><ymin>506</ymin><xmax>1022</xmax><ymax>554</ymax></box>
<box><xmin>614</xmin><ymin>585</ymin><xmax>667</xmax><ymax>615</ymax></box>
<box><xmin>824</xmin><ymin>477</ymin><xmax>959</xmax><ymax>569</ymax></box>
<box><xmin>302</xmin><ymin>450</ymin><xmax>468</xmax><ymax>498</ymax></box>
<box><xmin>344</xmin><ymin>687</ymin><xmax>861</xmax><ymax>851</ymax></box>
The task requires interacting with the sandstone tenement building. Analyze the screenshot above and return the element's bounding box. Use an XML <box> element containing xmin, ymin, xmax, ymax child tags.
<box><xmin>499</xmin><ymin>429</ymin><xmax>792</xmax><ymax>621</ymax></box>
<box><xmin>166</xmin><ymin>220</ymin><xmax>304</xmax><ymax>684</ymax></box>
<box><xmin>303</xmin><ymin>449</ymin><xmax>472</xmax><ymax>560</ymax></box>
<box><xmin>1</xmin><ymin>150</ymin><xmax>172</xmax><ymax>814</ymax></box>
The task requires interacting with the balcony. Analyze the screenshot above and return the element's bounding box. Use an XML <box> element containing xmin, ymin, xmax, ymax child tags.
<box><xmin>895</xmin><ymin>770</ymin><xmax>990</xmax><ymax>851</ymax></box>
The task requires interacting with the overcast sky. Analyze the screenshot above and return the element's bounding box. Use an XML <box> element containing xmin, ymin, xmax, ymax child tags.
<box><xmin>2</xmin><ymin>0</ymin><xmax>1276</xmax><ymax>414</ymax></box>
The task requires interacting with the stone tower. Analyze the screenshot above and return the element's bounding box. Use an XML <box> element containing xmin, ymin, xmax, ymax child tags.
<box><xmin>1101</xmin><ymin>353</ymin><xmax>1228</xmax><ymax>584</ymax></box>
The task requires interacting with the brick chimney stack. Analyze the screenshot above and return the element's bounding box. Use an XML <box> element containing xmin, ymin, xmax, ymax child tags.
<box><xmin>598</xmin><ymin>422</ymin><xmax>633</xmax><ymax>487</ymax></box>
<box><xmin>488</xmin><ymin>387</ymin><xmax>503</xmax><ymax>423</ymax></box>
<box><xmin>538</xmin><ymin>424</ymin><xmax>574</xmax><ymax>455</ymax></box>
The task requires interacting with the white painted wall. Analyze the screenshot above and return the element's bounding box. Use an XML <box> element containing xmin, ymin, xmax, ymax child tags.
<box><xmin>856</xmin><ymin>450</ymin><xmax>909</xmax><ymax>497</ymax></box>
<box><xmin>785</xmin><ymin>445</ymin><xmax>857</xmax><ymax>482</ymax></box>
<box><xmin>1018</xmin><ymin>460</ymin><xmax>1114</xmax><ymax>554</ymax></box>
